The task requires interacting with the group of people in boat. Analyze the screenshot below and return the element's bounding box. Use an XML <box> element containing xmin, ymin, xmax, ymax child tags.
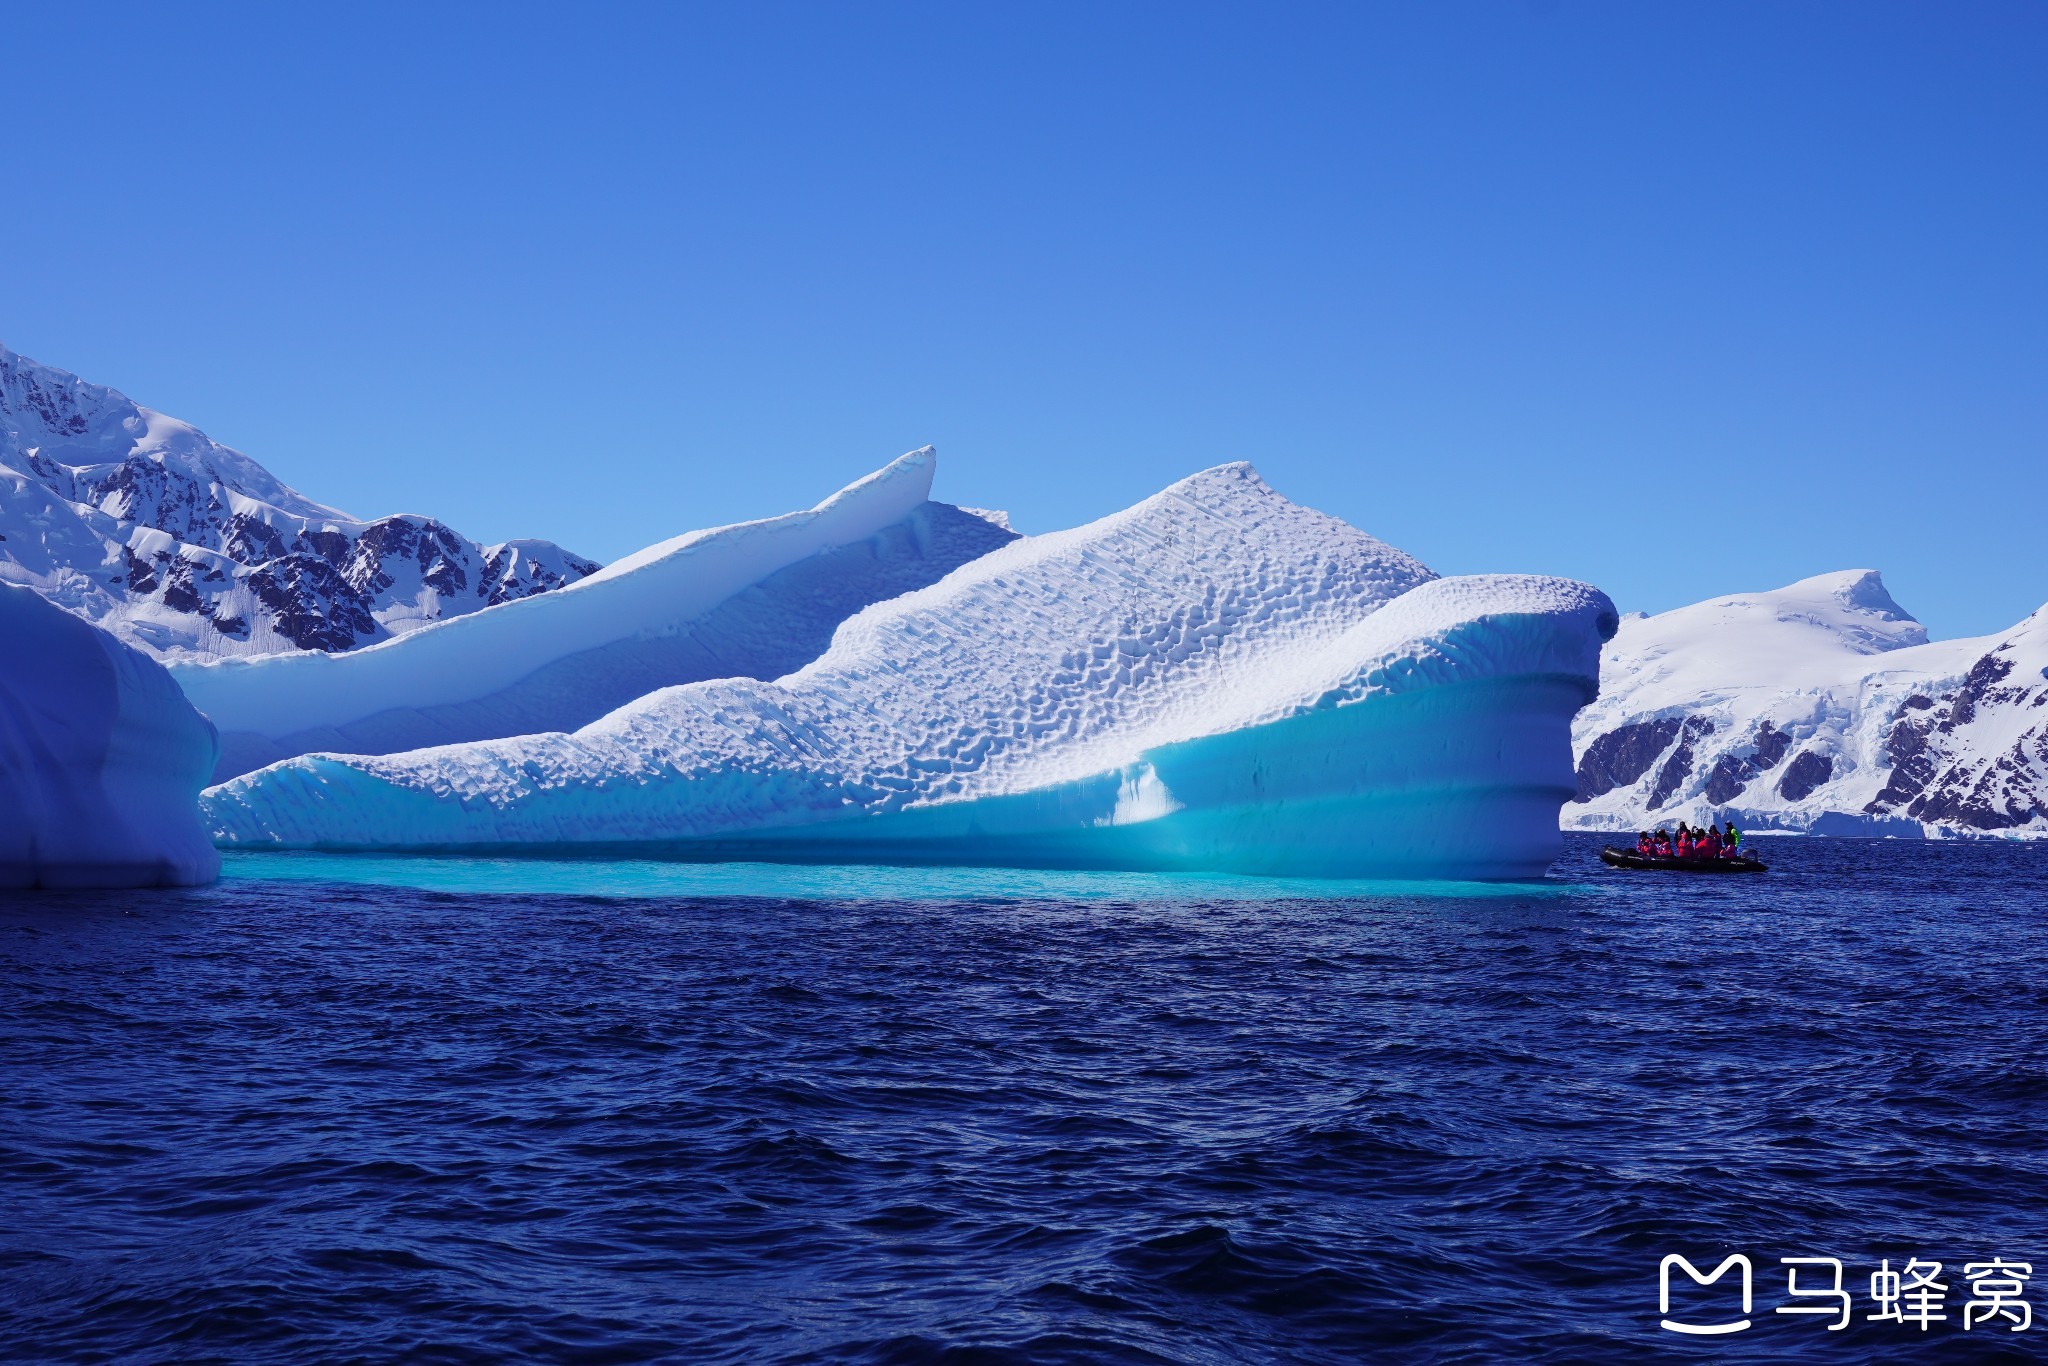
<box><xmin>1635</xmin><ymin>821</ymin><xmax>1745</xmax><ymax>860</ymax></box>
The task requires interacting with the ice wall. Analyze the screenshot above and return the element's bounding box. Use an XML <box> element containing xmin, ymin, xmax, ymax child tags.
<box><xmin>1</xmin><ymin>582</ymin><xmax>220</xmax><ymax>888</ymax></box>
<box><xmin>175</xmin><ymin>449</ymin><xmax>1016</xmax><ymax>781</ymax></box>
<box><xmin>206</xmin><ymin>465</ymin><xmax>1617</xmax><ymax>878</ymax></box>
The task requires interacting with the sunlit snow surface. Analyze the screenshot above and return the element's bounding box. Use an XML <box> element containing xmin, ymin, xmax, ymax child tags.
<box><xmin>207</xmin><ymin>464</ymin><xmax>1618</xmax><ymax>879</ymax></box>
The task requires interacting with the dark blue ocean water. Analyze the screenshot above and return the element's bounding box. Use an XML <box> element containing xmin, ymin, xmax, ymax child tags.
<box><xmin>4</xmin><ymin>834</ymin><xmax>2046</xmax><ymax>1363</ymax></box>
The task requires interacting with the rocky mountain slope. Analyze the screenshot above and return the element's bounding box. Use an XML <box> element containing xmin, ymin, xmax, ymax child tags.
<box><xmin>0</xmin><ymin>344</ymin><xmax>597</xmax><ymax>660</ymax></box>
<box><xmin>1567</xmin><ymin>571</ymin><xmax>2048</xmax><ymax>838</ymax></box>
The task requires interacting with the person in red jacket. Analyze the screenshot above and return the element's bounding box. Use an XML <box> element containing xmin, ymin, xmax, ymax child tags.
<box><xmin>1675</xmin><ymin>825</ymin><xmax>1694</xmax><ymax>858</ymax></box>
<box><xmin>1636</xmin><ymin>830</ymin><xmax>1655</xmax><ymax>855</ymax></box>
<box><xmin>1653</xmin><ymin>829</ymin><xmax>1674</xmax><ymax>857</ymax></box>
<box><xmin>1699</xmin><ymin>825</ymin><xmax>1723</xmax><ymax>858</ymax></box>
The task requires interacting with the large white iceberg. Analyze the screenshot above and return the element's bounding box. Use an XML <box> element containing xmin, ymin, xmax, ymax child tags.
<box><xmin>174</xmin><ymin>449</ymin><xmax>1016</xmax><ymax>781</ymax></box>
<box><xmin>206</xmin><ymin>464</ymin><xmax>1617</xmax><ymax>878</ymax></box>
<box><xmin>1</xmin><ymin>582</ymin><xmax>220</xmax><ymax>887</ymax></box>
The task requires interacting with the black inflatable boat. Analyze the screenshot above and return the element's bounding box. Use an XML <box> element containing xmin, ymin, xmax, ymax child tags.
<box><xmin>1600</xmin><ymin>846</ymin><xmax>1768</xmax><ymax>874</ymax></box>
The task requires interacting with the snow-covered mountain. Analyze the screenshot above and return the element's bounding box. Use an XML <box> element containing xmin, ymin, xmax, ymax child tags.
<box><xmin>204</xmin><ymin>463</ymin><xmax>1619</xmax><ymax>879</ymax></box>
<box><xmin>177</xmin><ymin>448</ymin><xmax>1019</xmax><ymax>782</ymax></box>
<box><xmin>0</xmin><ymin>344</ymin><xmax>598</xmax><ymax>660</ymax></box>
<box><xmin>1567</xmin><ymin>570</ymin><xmax>2048</xmax><ymax>838</ymax></box>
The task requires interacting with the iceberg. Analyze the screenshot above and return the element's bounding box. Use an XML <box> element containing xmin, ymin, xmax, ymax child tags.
<box><xmin>206</xmin><ymin>464</ymin><xmax>1618</xmax><ymax>878</ymax></box>
<box><xmin>173</xmin><ymin>449</ymin><xmax>1017</xmax><ymax>781</ymax></box>
<box><xmin>1</xmin><ymin>582</ymin><xmax>220</xmax><ymax>888</ymax></box>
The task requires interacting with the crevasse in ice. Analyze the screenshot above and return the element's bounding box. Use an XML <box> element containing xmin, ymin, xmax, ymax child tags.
<box><xmin>205</xmin><ymin>463</ymin><xmax>1618</xmax><ymax>878</ymax></box>
<box><xmin>1</xmin><ymin>582</ymin><xmax>220</xmax><ymax>887</ymax></box>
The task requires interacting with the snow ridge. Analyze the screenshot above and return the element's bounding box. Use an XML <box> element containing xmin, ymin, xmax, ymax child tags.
<box><xmin>0</xmin><ymin>343</ymin><xmax>598</xmax><ymax>660</ymax></box>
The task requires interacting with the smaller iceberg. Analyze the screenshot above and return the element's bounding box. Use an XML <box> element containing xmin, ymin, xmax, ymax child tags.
<box><xmin>1</xmin><ymin>582</ymin><xmax>220</xmax><ymax>888</ymax></box>
<box><xmin>173</xmin><ymin>449</ymin><xmax>1015</xmax><ymax>782</ymax></box>
<box><xmin>207</xmin><ymin>465</ymin><xmax>1617</xmax><ymax>878</ymax></box>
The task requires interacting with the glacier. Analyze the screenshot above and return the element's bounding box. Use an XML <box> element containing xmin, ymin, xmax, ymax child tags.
<box><xmin>205</xmin><ymin>464</ymin><xmax>1619</xmax><ymax>878</ymax></box>
<box><xmin>0</xmin><ymin>343</ymin><xmax>597</xmax><ymax>661</ymax></box>
<box><xmin>174</xmin><ymin>449</ymin><xmax>1018</xmax><ymax>782</ymax></box>
<box><xmin>1566</xmin><ymin>569</ymin><xmax>2048</xmax><ymax>838</ymax></box>
<box><xmin>1</xmin><ymin>582</ymin><xmax>220</xmax><ymax>888</ymax></box>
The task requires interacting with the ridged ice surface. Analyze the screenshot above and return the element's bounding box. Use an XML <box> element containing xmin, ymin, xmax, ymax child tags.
<box><xmin>206</xmin><ymin>465</ymin><xmax>1617</xmax><ymax>877</ymax></box>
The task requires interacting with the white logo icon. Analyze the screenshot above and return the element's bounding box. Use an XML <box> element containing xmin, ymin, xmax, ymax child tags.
<box><xmin>1660</xmin><ymin>1254</ymin><xmax>1753</xmax><ymax>1336</ymax></box>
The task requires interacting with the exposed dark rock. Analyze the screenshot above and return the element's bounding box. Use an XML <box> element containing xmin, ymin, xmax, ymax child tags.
<box><xmin>422</xmin><ymin>556</ymin><xmax>467</xmax><ymax>596</ymax></box>
<box><xmin>223</xmin><ymin>513</ymin><xmax>287</xmax><ymax>564</ymax></box>
<box><xmin>159</xmin><ymin>560</ymin><xmax>203</xmax><ymax>614</ymax></box>
<box><xmin>1866</xmin><ymin>696</ymin><xmax>1950</xmax><ymax>814</ymax></box>
<box><xmin>302</xmin><ymin>529</ymin><xmax>352</xmax><ymax>568</ymax></box>
<box><xmin>1573</xmin><ymin>717</ymin><xmax>1683</xmax><ymax>802</ymax></box>
<box><xmin>1702</xmin><ymin>720</ymin><xmax>1791</xmax><ymax>804</ymax></box>
<box><xmin>480</xmin><ymin>546</ymin><xmax>602</xmax><ymax>605</ymax></box>
<box><xmin>1888</xmin><ymin>717</ymin><xmax>1929</xmax><ymax>762</ymax></box>
<box><xmin>1704</xmin><ymin>753</ymin><xmax>1750</xmax><ymax>806</ymax></box>
<box><xmin>1940</xmin><ymin>653</ymin><xmax>2017</xmax><ymax>731</ymax></box>
<box><xmin>1754</xmin><ymin>721</ymin><xmax>1791</xmax><ymax>770</ymax></box>
<box><xmin>1897</xmin><ymin>654</ymin><xmax>2047</xmax><ymax>831</ymax></box>
<box><xmin>1647</xmin><ymin>716</ymin><xmax>1716</xmax><ymax>809</ymax></box>
<box><xmin>1869</xmin><ymin>648</ymin><xmax>2045</xmax><ymax>827</ymax></box>
<box><xmin>122</xmin><ymin>547</ymin><xmax>159</xmax><ymax>593</ymax></box>
<box><xmin>247</xmin><ymin>556</ymin><xmax>380</xmax><ymax>652</ymax></box>
<box><xmin>1906</xmin><ymin>764</ymin><xmax>2036</xmax><ymax>830</ymax></box>
<box><xmin>1777</xmin><ymin>749</ymin><xmax>1835</xmax><ymax>802</ymax></box>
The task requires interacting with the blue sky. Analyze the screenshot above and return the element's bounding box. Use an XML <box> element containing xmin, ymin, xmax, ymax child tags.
<box><xmin>4</xmin><ymin>2</ymin><xmax>2042</xmax><ymax>636</ymax></box>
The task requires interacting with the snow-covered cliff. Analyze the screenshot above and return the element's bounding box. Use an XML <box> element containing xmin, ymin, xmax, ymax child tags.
<box><xmin>204</xmin><ymin>464</ymin><xmax>1617</xmax><ymax>878</ymax></box>
<box><xmin>176</xmin><ymin>448</ymin><xmax>1018</xmax><ymax>781</ymax></box>
<box><xmin>0</xmin><ymin>344</ymin><xmax>598</xmax><ymax>660</ymax></box>
<box><xmin>1</xmin><ymin>582</ymin><xmax>219</xmax><ymax>887</ymax></box>
<box><xmin>1567</xmin><ymin>571</ymin><xmax>2048</xmax><ymax>838</ymax></box>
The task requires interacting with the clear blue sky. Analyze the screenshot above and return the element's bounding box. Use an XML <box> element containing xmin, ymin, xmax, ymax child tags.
<box><xmin>4</xmin><ymin>2</ymin><xmax>2042</xmax><ymax>636</ymax></box>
